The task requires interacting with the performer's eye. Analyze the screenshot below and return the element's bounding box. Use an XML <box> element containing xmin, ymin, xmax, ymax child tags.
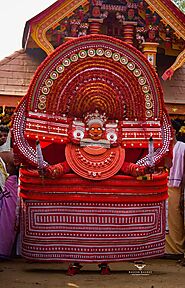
<box><xmin>98</xmin><ymin>128</ymin><xmax>101</xmax><ymax>131</ymax></box>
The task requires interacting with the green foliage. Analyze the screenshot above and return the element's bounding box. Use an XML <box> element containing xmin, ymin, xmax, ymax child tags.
<box><xmin>172</xmin><ymin>0</ymin><xmax>185</xmax><ymax>13</ymax></box>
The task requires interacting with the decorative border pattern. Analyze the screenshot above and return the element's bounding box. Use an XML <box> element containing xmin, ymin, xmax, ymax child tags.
<box><xmin>21</xmin><ymin>199</ymin><xmax>166</xmax><ymax>262</ymax></box>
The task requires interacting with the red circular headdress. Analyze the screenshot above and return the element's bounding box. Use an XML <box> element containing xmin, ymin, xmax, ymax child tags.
<box><xmin>12</xmin><ymin>34</ymin><xmax>172</xmax><ymax>167</ymax></box>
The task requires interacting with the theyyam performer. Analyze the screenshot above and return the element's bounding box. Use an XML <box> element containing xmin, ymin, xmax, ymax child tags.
<box><xmin>11</xmin><ymin>34</ymin><xmax>173</xmax><ymax>275</ymax></box>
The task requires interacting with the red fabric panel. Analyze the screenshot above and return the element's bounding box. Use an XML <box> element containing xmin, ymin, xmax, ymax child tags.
<box><xmin>19</xmin><ymin>169</ymin><xmax>168</xmax><ymax>203</ymax></box>
<box><xmin>42</xmin><ymin>143</ymin><xmax>66</xmax><ymax>164</ymax></box>
<box><xmin>19</xmin><ymin>192</ymin><xmax>167</xmax><ymax>203</ymax></box>
<box><xmin>124</xmin><ymin>148</ymin><xmax>147</xmax><ymax>163</ymax></box>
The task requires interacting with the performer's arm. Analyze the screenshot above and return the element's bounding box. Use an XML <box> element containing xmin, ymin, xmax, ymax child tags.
<box><xmin>44</xmin><ymin>161</ymin><xmax>71</xmax><ymax>179</ymax></box>
<box><xmin>120</xmin><ymin>162</ymin><xmax>147</xmax><ymax>177</ymax></box>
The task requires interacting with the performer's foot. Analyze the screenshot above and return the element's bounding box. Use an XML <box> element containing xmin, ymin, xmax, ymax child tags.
<box><xmin>177</xmin><ymin>258</ymin><xmax>185</xmax><ymax>266</ymax></box>
<box><xmin>98</xmin><ymin>263</ymin><xmax>111</xmax><ymax>275</ymax></box>
<box><xmin>66</xmin><ymin>263</ymin><xmax>83</xmax><ymax>276</ymax></box>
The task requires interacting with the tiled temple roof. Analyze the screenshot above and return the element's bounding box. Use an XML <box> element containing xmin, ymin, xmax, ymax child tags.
<box><xmin>0</xmin><ymin>49</ymin><xmax>42</xmax><ymax>106</ymax></box>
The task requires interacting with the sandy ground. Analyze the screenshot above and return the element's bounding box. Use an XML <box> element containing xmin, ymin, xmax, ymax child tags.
<box><xmin>1</xmin><ymin>257</ymin><xmax>185</xmax><ymax>288</ymax></box>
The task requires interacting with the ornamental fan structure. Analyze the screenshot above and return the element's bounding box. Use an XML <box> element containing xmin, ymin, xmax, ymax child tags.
<box><xmin>12</xmin><ymin>35</ymin><xmax>173</xmax><ymax>263</ymax></box>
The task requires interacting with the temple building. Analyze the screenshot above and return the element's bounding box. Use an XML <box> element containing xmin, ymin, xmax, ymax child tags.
<box><xmin>0</xmin><ymin>0</ymin><xmax>185</xmax><ymax>124</ymax></box>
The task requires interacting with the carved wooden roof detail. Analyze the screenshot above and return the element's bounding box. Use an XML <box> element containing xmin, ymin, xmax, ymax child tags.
<box><xmin>30</xmin><ymin>0</ymin><xmax>88</xmax><ymax>55</ymax></box>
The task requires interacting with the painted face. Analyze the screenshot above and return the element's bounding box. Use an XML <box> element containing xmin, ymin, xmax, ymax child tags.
<box><xmin>0</xmin><ymin>131</ymin><xmax>8</xmax><ymax>146</ymax></box>
<box><xmin>89</xmin><ymin>122</ymin><xmax>103</xmax><ymax>140</ymax></box>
